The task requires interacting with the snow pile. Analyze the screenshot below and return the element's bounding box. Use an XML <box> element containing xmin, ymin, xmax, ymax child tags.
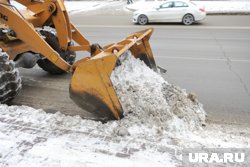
<box><xmin>111</xmin><ymin>52</ymin><xmax>206</xmax><ymax>136</ymax></box>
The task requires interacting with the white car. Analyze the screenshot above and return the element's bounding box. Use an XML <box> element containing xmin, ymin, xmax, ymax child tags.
<box><xmin>133</xmin><ymin>0</ymin><xmax>206</xmax><ymax>25</ymax></box>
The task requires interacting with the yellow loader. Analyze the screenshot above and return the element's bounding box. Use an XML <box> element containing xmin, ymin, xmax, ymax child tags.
<box><xmin>0</xmin><ymin>0</ymin><xmax>157</xmax><ymax>120</ymax></box>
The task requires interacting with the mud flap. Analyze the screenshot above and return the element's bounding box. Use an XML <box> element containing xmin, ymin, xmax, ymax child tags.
<box><xmin>70</xmin><ymin>28</ymin><xmax>156</xmax><ymax>120</ymax></box>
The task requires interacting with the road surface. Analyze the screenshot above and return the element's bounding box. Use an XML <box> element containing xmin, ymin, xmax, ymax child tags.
<box><xmin>12</xmin><ymin>10</ymin><xmax>250</xmax><ymax>125</ymax></box>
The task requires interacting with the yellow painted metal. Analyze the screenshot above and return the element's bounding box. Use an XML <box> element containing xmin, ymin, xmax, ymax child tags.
<box><xmin>0</xmin><ymin>4</ymin><xmax>71</xmax><ymax>72</ymax></box>
<box><xmin>70</xmin><ymin>28</ymin><xmax>156</xmax><ymax>120</ymax></box>
<box><xmin>0</xmin><ymin>40</ymin><xmax>34</xmax><ymax>60</ymax></box>
<box><xmin>51</xmin><ymin>0</ymin><xmax>72</xmax><ymax>50</ymax></box>
<box><xmin>0</xmin><ymin>0</ymin><xmax>157</xmax><ymax>120</ymax></box>
<box><xmin>0</xmin><ymin>0</ymin><xmax>110</xmax><ymax>69</ymax></box>
<box><xmin>17</xmin><ymin>0</ymin><xmax>56</xmax><ymax>27</ymax></box>
<box><xmin>69</xmin><ymin>24</ymin><xmax>91</xmax><ymax>53</ymax></box>
<box><xmin>70</xmin><ymin>54</ymin><xmax>123</xmax><ymax>120</ymax></box>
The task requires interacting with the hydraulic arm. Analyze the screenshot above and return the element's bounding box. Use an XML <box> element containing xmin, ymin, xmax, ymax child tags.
<box><xmin>0</xmin><ymin>0</ymin><xmax>157</xmax><ymax>120</ymax></box>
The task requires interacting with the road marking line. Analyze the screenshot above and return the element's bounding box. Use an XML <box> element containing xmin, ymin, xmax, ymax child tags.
<box><xmin>156</xmin><ymin>56</ymin><xmax>250</xmax><ymax>62</ymax></box>
<box><xmin>76</xmin><ymin>25</ymin><xmax>250</xmax><ymax>30</ymax></box>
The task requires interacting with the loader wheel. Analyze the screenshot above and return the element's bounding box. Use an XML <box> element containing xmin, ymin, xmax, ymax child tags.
<box><xmin>0</xmin><ymin>50</ymin><xmax>22</xmax><ymax>103</ymax></box>
<box><xmin>37</xmin><ymin>27</ymin><xmax>76</xmax><ymax>74</ymax></box>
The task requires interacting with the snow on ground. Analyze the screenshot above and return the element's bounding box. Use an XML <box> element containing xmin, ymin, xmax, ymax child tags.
<box><xmin>64</xmin><ymin>1</ymin><xmax>121</xmax><ymax>14</ymax></box>
<box><xmin>10</xmin><ymin>0</ymin><xmax>250</xmax><ymax>14</ymax></box>
<box><xmin>0</xmin><ymin>53</ymin><xmax>249</xmax><ymax>166</ymax></box>
<box><xmin>192</xmin><ymin>1</ymin><xmax>250</xmax><ymax>13</ymax></box>
<box><xmin>10</xmin><ymin>1</ymin><xmax>117</xmax><ymax>14</ymax></box>
<box><xmin>126</xmin><ymin>0</ymin><xmax>250</xmax><ymax>13</ymax></box>
<box><xmin>2</xmin><ymin>1</ymin><xmax>250</xmax><ymax>166</ymax></box>
<box><xmin>64</xmin><ymin>1</ymin><xmax>106</xmax><ymax>14</ymax></box>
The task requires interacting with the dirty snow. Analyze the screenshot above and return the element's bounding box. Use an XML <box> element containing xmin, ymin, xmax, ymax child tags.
<box><xmin>110</xmin><ymin>52</ymin><xmax>206</xmax><ymax>134</ymax></box>
<box><xmin>64</xmin><ymin>1</ymin><xmax>118</xmax><ymax>14</ymax></box>
<box><xmin>1</xmin><ymin>53</ymin><xmax>250</xmax><ymax>166</ymax></box>
<box><xmin>194</xmin><ymin>1</ymin><xmax>250</xmax><ymax>14</ymax></box>
<box><xmin>2</xmin><ymin>1</ymin><xmax>250</xmax><ymax>166</ymax></box>
<box><xmin>10</xmin><ymin>1</ymin><xmax>113</xmax><ymax>14</ymax></box>
<box><xmin>0</xmin><ymin>105</ymin><xmax>177</xmax><ymax>167</ymax></box>
<box><xmin>11</xmin><ymin>0</ymin><xmax>250</xmax><ymax>14</ymax></box>
<box><xmin>127</xmin><ymin>0</ymin><xmax>250</xmax><ymax>13</ymax></box>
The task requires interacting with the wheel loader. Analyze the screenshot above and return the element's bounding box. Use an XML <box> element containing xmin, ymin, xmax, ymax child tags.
<box><xmin>0</xmin><ymin>0</ymin><xmax>157</xmax><ymax>120</ymax></box>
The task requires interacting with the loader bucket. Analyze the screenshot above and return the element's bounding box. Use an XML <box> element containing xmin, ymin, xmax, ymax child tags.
<box><xmin>69</xmin><ymin>28</ymin><xmax>156</xmax><ymax>120</ymax></box>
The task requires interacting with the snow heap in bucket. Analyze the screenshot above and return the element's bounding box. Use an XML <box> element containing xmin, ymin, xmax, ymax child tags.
<box><xmin>110</xmin><ymin>51</ymin><xmax>206</xmax><ymax>135</ymax></box>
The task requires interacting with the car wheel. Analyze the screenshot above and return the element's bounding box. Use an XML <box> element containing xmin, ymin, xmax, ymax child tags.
<box><xmin>182</xmin><ymin>14</ymin><xmax>194</xmax><ymax>25</ymax></box>
<box><xmin>138</xmin><ymin>14</ymin><xmax>148</xmax><ymax>25</ymax></box>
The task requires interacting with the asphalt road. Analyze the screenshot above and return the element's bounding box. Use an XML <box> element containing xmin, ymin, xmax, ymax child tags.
<box><xmin>12</xmin><ymin>12</ymin><xmax>250</xmax><ymax>125</ymax></box>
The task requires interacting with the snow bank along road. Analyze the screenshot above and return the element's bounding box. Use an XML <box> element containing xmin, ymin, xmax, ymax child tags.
<box><xmin>127</xmin><ymin>0</ymin><xmax>250</xmax><ymax>14</ymax></box>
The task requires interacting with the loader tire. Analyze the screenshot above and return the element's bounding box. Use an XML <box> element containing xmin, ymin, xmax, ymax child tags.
<box><xmin>0</xmin><ymin>50</ymin><xmax>22</xmax><ymax>103</ymax></box>
<box><xmin>37</xmin><ymin>27</ymin><xmax>76</xmax><ymax>74</ymax></box>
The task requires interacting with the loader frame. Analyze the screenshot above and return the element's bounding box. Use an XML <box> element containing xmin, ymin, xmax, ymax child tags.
<box><xmin>0</xmin><ymin>0</ymin><xmax>94</xmax><ymax>72</ymax></box>
<box><xmin>0</xmin><ymin>0</ymin><xmax>157</xmax><ymax>120</ymax></box>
